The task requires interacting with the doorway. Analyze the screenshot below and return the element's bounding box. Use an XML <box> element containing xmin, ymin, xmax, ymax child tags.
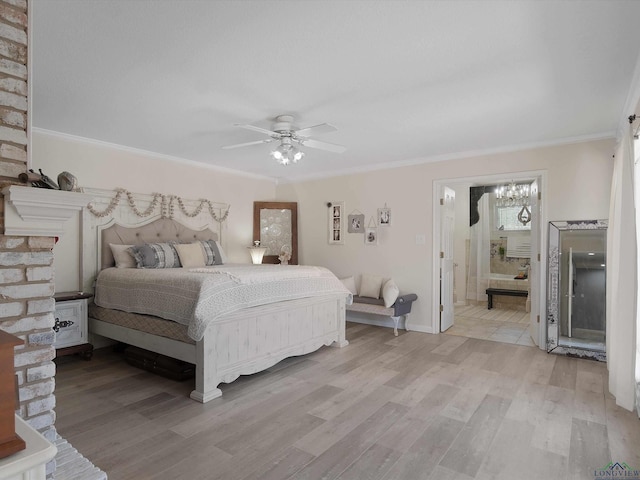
<box><xmin>433</xmin><ymin>171</ymin><xmax>547</xmax><ymax>349</ymax></box>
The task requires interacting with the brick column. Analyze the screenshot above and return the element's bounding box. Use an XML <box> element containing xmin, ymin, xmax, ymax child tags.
<box><xmin>0</xmin><ymin>0</ymin><xmax>58</xmax><ymax>446</ymax></box>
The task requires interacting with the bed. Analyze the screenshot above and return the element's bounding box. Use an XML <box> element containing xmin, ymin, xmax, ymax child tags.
<box><xmin>88</xmin><ymin>217</ymin><xmax>350</xmax><ymax>403</ymax></box>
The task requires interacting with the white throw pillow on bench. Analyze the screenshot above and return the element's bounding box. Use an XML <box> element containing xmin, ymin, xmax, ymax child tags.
<box><xmin>359</xmin><ymin>274</ymin><xmax>384</xmax><ymax>299</ymax></box>
<box><xmin>340</xmin><ymin>276</ymin><xmax>358</xmax><ymax>295</ymax></box>
<box><xmin>382</xmin><ymin>279</ymin><xmax>400</xmax><ymax>308</ymax></box>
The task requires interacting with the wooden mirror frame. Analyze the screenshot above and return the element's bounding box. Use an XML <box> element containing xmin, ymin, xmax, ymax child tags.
<box><xmin>253</xmin><ymin>201</ymin><xmax>298</xmax><ymax>265</ymax></box>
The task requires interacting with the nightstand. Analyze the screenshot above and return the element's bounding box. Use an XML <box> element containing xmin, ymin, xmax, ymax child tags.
<box><xmin>53</xmin><ymin>292</ymin><xmax>93</xmax><ymax>360</ymax></box>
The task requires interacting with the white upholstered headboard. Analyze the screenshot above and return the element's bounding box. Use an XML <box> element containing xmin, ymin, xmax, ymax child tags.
<box><xmin>99</xmin><ymin>218</ymin><xmax>218</xmax><ymax>270</ymax></box>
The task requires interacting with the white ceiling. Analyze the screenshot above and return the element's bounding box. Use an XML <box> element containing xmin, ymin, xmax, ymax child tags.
<box><xmin>32</xmin><ymin>0</ymin><xmax>640</xmax><ymax>183</ymax></box>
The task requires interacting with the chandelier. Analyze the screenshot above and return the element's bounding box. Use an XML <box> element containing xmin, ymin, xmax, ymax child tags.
<box><xmin>270</xmin><ymin>137</ymin><xmax>304</xmax><ymax>166</ymax></box>
<box><xmin>495</xmin><ymin>182</ymin><xmax>531</xmax><ymax>225</ymax></box>
<box><xmin>495</xmin><ymin>182</ymin><xmax>530</xmax><ymax>206</ymax></box>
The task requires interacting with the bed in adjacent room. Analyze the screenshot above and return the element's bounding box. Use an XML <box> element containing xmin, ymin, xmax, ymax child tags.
<box><xmin>88</xmin><ymin>217</ymin><xmax>351</xmax><ymax>403</ymax></box>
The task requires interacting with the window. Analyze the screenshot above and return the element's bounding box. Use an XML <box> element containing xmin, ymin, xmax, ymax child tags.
<box><xmin>495</xmin><ymin>205</ymin><xmax>531</xmax><ymax>231</ymax></box>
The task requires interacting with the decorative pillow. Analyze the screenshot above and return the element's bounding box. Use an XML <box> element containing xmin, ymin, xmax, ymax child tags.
<box><xmin>339</xmin><ymin>276</ymin><xmax>358</xmax><ymax>295</ymax></box>
<box><xmin>109</xmin><ymin>243</ymin><xmax>136</xmax><ymax>268</ymax></box>
<box><xmin>359</xmin><ymin>274</ymin><xmax>384</xmax><ymax>299</ymax></box>
<box><xmin>382</xmin><ymin>279</ymin><xmax>400</xmax><ymax>308</ymax></box>
<box><xmin>215</xmin><ymin>241</ymin><xmax>228</xmax><ymax>264</ymax></box>
<box><xmin>129</xmin><ymin>242</ymin><xmax>181</xmax><ymax>269</ymax></box>
<box><xmin>199</xmin><ymin>240</ymin><xmax>224</xmax><ymax>265</ymax></box>
<box><xmin>175</xmin><ymin>243</ymin><xmax>206</xmax><ymax>268</ymax></box>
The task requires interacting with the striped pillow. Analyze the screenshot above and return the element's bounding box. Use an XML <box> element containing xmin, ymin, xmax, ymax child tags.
<box><xmin>199</xmin><ymin>240</ymin><xmax>224</xmax><ymax>265</ymax></box>
<box><xmin>129</xmin><ymin>242</ymin><xmax>181</xmax><ymax>269</ymax></box>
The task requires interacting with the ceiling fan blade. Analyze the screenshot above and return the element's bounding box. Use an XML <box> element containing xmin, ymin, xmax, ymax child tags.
<box><xmin>222</xmin><ymin>138</ymin><xmax>275</xmax><ymax>150</ymax></box>
<box><xmin>235</xmin><ymin>123</ymin><xmax>281</xmax><ymax>138</ymax></box>
<box><xmin>300</xmin><ymin>138</ymin><xmax>346</xmax><ymax>153</ymax></box>
<box><xmin>295</xmin><ymin>123</ymin><xmax>337</xmax><ymax>138</ymax></box>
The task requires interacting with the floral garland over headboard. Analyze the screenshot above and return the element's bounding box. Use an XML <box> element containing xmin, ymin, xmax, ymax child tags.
<box><xmin>86</xmin><ymin>188</ymin><xmax>230</xmax><ymax>222</ymax></box>
<box><xmin>81</xmin><ymin>187</ymin><xmax>230</xmax><ymax>293</ymax></box>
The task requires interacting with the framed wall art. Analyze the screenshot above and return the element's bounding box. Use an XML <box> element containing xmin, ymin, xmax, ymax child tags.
<box><xmin>328</xmin><ymin>201</ymin><xmax>345</xmax><ymax>245</ymax></box>
<box><xmin>378</xmin><ymin>206</ymin><xmax>391</xmax><ymax>226</ymax></box>
<box><xmin>365</xmin><ymin>227</ymin><xmax>378</xmax><ymax>245</ymax></box>
<box><xmin>347</xmin><ymin>212</ymin><xmax>365</xmax><ymax>233</ymax></box>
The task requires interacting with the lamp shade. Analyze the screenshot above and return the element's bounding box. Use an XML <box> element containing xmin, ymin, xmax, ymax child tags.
<box><xmin>248</xmin><ymin>246</ymin><xmax>267</xmax><ymax>264</ymax></box>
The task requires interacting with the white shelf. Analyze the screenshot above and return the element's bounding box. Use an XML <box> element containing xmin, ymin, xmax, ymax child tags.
<box><xmin>2</xmin><ymin>185</ymin><xmax>91</xmax><ymax>237</ymax></box>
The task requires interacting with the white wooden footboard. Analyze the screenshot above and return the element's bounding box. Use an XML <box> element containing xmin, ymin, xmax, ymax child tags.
<box><xmin>89</xmin><ymin>294</ymin><xmax>348</xmax><ymax>403</ymax></box>
<box><xmin>192</xmin><ymin>294</ymin><xmax>348</xmax><ymax>402</ymax></box>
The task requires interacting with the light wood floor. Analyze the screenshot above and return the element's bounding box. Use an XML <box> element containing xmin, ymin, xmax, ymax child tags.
<box><xmin>54</xmin><ymin>323</ymin><xmax>640</xmax><ymax>480</ymax></box>
<box><xmin>447</xmin><ymin>304</ymin><xmax>535</xmax><ymax>346</ymax></box>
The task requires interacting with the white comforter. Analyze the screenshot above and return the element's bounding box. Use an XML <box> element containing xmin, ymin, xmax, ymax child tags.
<box><xmin>94</xmin><ymin>264</ymin><xmax>352</xmax><ymax>341</ymax></box>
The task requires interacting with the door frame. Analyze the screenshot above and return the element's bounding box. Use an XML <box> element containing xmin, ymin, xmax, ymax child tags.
<box><xmin>432</xmin><ymin>170</ymin><xmax>548</xmax><ymax>348</ymax></box>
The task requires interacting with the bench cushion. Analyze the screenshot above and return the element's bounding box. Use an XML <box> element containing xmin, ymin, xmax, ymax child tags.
<box><xmin>352</xmin><ymin>295</ymin><xmax>385</xmax><ymax>306</ymax></box>
<box><xmin>348</xmin><ymin>295</ymin><xmax>393</xmax><ymax>316</ymax></box>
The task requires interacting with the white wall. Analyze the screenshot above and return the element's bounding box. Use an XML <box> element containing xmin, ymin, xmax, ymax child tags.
<box><xmin>32</xmin><ymin>130</ymin><xmax>277</xmax><ymax>292</ymax></box>
<box><xmin>276</xmin><ymin>138</ymin><xmax>614</xmax><ymax>333</ymax></box>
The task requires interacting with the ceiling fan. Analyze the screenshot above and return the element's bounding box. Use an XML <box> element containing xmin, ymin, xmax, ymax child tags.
<box><xmin>222</xmin><ymin>115</ymin><xmax>346</xmax><ymax>165</ymax></box>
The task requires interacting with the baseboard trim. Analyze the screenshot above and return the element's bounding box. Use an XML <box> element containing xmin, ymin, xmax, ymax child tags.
<box><xmin>346</xmin><ymin>315</ymin><xmax>405</xmax><ymax>331</ymax></box>
<box><xmin>405</xmin><ymin>322</ymin><xmax>435</xmax><ymax>334</ymax></box>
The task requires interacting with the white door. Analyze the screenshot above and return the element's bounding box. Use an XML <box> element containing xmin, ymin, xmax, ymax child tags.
<box><xmin>440</xmin><ymin>186</ymin><xmax>455</xmax><ymax>332</ymax></box>
<box><xmin>529</xmin><ymin>179</ymin><xmax>541</xmax><ymax>346</ymax></box>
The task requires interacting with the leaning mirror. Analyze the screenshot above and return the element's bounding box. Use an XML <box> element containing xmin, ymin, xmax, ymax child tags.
<box><xmin>547</xmin><ymin>219</ymin><xmax>607</xmax><ymax>360</ymax></box>
<box><xmin>253</xmin><ymin>202</ymin><xmax>298</xmax><ymax>265</ymax></box>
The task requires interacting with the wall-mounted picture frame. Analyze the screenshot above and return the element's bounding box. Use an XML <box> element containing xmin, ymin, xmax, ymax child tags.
<box><xmin>347</xmin><ymin>213</ymin><xmax>365</xmax><ymax>233</ymax></box>
<box><xmin>365</xmin><ymin>227</ymin><xmax>378</xmax><ymax>245</ymax></box>
<box><xmin>378</xmin><ymin>207</ymin><xmax>391</xmax><ymax>226</ymax></box>
<box><xmin>328</xmin><ymin>201</ymin><xmax>345</xmax><ymax>245</ymax></box>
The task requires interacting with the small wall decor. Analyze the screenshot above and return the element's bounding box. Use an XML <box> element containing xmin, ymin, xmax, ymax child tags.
<box><xmin>378</xmin><ymin>204</ymin><xmax>391</xmax><ymax>226</ymax></box>
<box><xmin>347</xmin><ymin>210</ymin><xmax>365</xmax><ymax>233</ymax></box>
<box><xmin>365</xmin><ymin>216</ymin><xmax>378</xmax><ymax>245</ymax></box>
<box><xmin>328</xmin><ymin>201</ymin><xmax>345</xmax><ymax>244</ymax></box>
<box><xmin>365</xmin><ymin>227</ymin><xmax>378</xmax><ymax>245</ymax></box>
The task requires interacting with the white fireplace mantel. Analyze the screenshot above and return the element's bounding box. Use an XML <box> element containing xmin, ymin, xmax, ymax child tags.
<box><xmin>2</xmin><ymin>186</ymin><xmax>92</xmax><ymax>237</ymax></box>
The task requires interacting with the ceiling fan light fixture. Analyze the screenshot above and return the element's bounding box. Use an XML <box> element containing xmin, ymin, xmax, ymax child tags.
<box><xmin>225</xmin><ymin>114</ymin><xmax>345</xmax><ymax>165</ymax></box>
<box><xmin>271</xmin><ymin>140</ymin><xmax>304</xmax><ymax>165</ymax></box>
<box><xmin>291</xmin><ymin>146</ymin><xmax>304</xmax><ymax>163</ymax></box>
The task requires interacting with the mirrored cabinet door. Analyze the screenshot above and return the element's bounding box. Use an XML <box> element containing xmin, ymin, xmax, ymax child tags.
<box><xmin>547</xmin><ymin>220</ymin><xmax>607</xmax><ymax>360</ymax></box>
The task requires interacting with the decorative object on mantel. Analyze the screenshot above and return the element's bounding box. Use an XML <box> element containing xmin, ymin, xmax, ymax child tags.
<box><xmin>365</xmin><ymin>217</ymin><xmax>378</xmax><ymax>245</ymax></box>
<box><xmin>19</xmin><ymin>169</ymin><xmax>58</xmax><ymax>189</ymax></box>
<box><xmin>18</xmin><ymin>169</ymin><xmax>80</xmax><ymax>192</ymax></box>
<box><xmin>0</xmin><ymin>331</ymin><xmax>25</xmax><ymax>459</ymax></box>
<box><xmin>86</xmin><ymin>188</ymin><xmax>230</xmax><ymax>222</ymax></box>
<box><xmin>327</xmin><ymin>201</ymin><xmax>345</xmax><ymax>245</ymax></box>
<box><xmin>57</xmin><ymin>171</ymin><xmax>78</xmax><ymax>192</ymax></box>
<box><xmin>378</xmin><ymin>203</ymin><xmax>391</xmax><ymax>227</ymax></box>
<box><xmin>347</xmin><ymin>210</ymin><xmax>365</xmax><ymax>233</ymax></box>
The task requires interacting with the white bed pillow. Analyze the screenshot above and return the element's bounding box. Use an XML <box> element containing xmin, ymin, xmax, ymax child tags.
<box><xmin>109</xmin><ymin>243</ymin><xmax>136</xmax><ymax>268</ymax></box>
<box><xmin>175</xmin><ymin>243</ymin><xmax>206</xmax><ymax>268</ymax></box>
<box><xmin>382</xmin><ymin>278</ymin><xmax>400</xmax><ymax>308</ymax></box>
<box><xmin>359</xmin><ymin>274</ymin><xmax>383</xmax><ymax>299</ymax></box>
<box><xmin>339</xmin><ymin>276</ymin><xmax>358</xmax><ymax>295</ymax></box>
